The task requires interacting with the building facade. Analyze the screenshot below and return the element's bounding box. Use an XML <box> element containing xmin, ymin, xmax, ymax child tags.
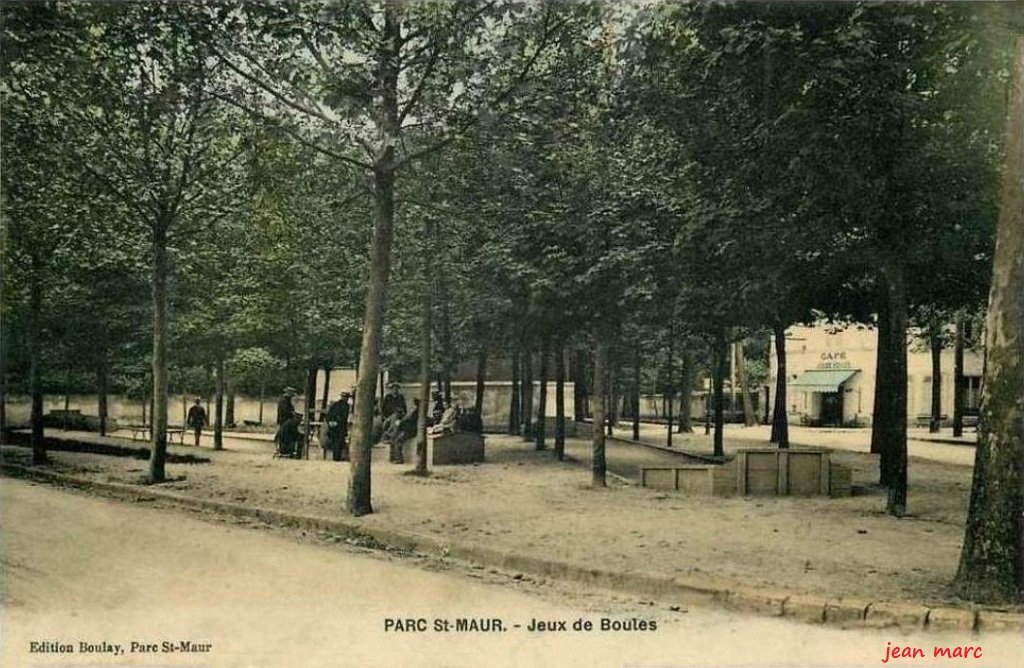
<box><xmin>769</xmin><ymin>324</ymin><xmax>984</xmax><ymax>427</ymax></box>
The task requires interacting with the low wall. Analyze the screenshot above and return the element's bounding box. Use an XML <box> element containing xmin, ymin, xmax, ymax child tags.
<box><xmin>399</xmin><ymin>432</ymin><xmax>485</xmax><ymax>467</ymax></box>
<box><xmin>640</xmin><ymin>464</ymin><xmax>737</xmax><ymax>496</ymax></box>
<box><xmin>640</xmin><ymin>449</ymin><xmax>848</xmax><ymax>498</ymax></box>
<box><xmin>3</xmin><ymin>394</ymin><xmax>292</xmax><ymax>428</ymax></box>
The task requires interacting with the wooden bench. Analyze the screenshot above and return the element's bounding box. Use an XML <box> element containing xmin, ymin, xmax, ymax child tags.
<box><xmin>126</xmin><ymin>425</ymin><xmax>185</xmax><ymax>445</ymax></box>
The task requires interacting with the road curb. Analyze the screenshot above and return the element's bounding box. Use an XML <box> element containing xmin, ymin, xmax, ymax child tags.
<box><xmin>3</xmin><ymin>462</ymin><xmax>1020</xmax><ymax>634</ymax></box>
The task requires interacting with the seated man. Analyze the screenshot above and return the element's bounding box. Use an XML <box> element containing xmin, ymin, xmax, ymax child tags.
<box><xmin>275</xmin><ymin>415</ymin><xmax>301</xmax><ymax>458</ymax></box>
<box><xmin>430</xmin><ymin>391</ymin><xmax>445</xmax><ymax>426</ymax></box>
<box><xmin>396</xmin><ymin>398</ymin><xmax>420</xmax><ymax>442</ymax></box>
<box><xmin>429</xmin><ymin>401</ymin><xmax>459</xmax><ymax>436</ymax></box>
<box><xmin>458</xmin><ymin>406</ymin><xmax>483</xmax><ymax>433</ymax></box>
<box><xmin>383</xmin><ymin>410</ymin><xmax>405</xmax><ymax>464</ymax></box>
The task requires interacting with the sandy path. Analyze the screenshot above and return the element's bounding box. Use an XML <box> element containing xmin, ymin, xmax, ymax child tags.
<box><xmin>5</xmin><ymin>479</ymin><xmax>1021</xmax><ymax>668</ymax></box>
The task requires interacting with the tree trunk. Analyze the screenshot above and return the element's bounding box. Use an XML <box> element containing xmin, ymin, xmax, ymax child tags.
<box><xmin>554</xmin><ymin>346</ymin><xmax>566</xmax><ymax>460</ymax></box>
<box><xmin>414</xmin><ymin>231</ymin><xmax>433</xmax><ymax>477</ymax></box>
<box><xmin>321</xmin><ymin>365</ymin><xmax>331</xmax><ymax>412</ymax></box>
<box><xmin>474</xmin><ymin>347</ymin><xmax>487</xmax><ymax>418</ymax></box>
<box><xmin>953</xmin><ymin>316</ymin><xmax>966</xmax><ymax>437</ymax></box>
<box><xmin>736</xmin><ymin>339</ymin><xmax>757</xmax><ymax>427</ymax></box>
<box><xmin>678</xmin><ymin>350</ymin><xmax>695</xmax><ymax>434</ymax></box>
<box><xmin>25</xmin><ymin>262</ymin><xmax>47</xmax><ymax>463</ymax></box>
<box><xmin>633</xmin><ymin>344</ymin><xmax>641</xmax><ymax>441</ymax></box>
<box><xmin>573</xmin><ymin>349</ymin><xmax>587</xmax><ymax>422</ymax></box>
<box><xmin>929</xmin><ymin>328</ymin><xmax>943</xmax><ymax>433</ymax></box>
<box><xmin>0</xmin><ymin>335</ymin><xmax>6</xmax><ymax>444</ymax></box>
<box><xmin>665</xmin><ymin>337</ymin><xmax>674</xmax><ymax>448</ymax></box>
<box><xmin>258</xmin><ymin>381</ymin><xmax>265</xmax><ymax>425</ymax></box>
<box><xmin>62</xmin><ymin>375</ymin><xmax>70</xmax><ymax>431</ymax></box>
<box><xmin>147</xmin><ymin>222</ymin><xmax>169</xmax><ymax>484</ymax></box>
<box><xmin>535</xmin><ymin>344</ymin><xmax>548</xmax><ymax>450</ymax></box>
<box><xmin>521</xmin><ymin>348</ymin><xmax>533</xmax><ymax>441</ymax></box>
<box><xmin>347</xmin><ymin>0</ymin><xmax>401</xmax><ymax>516</ymax></box>
<box><xmin>214</xmin><ymin>357</ymin><xmax>225</xmax><ymax>451</ymax></box>
<box><xmin>610</xmin><ymin>354</ymin><xmax>618</xmax><ymax>428</ymax></box>
<box><xmin>303</xmin><ymin>363</ymin><xmax>316</xmax><ymax>459</ymax></box>
<box><xmin>97</xmin><ymin>353</ymin><xmax>109</xmax><ymax>437</ymax></box>
<box><xmin>591</xmin><ymin>335</ymin><xmax>608</xmax><ymax>487</ymax></box>
<box><xmin>870</xmin><ymin>294</ymin><xmax>893</xmax><ymax>456</ymax></box>
<box><xmin>878</xmin><ymin>266</ymin><xmax>909</xmax><ymax>516</ymax></box>
<box><xmin>439</xmin><ymin>275</ymin><xmax>452</xmax><ymax>404</ymax></box>
<box><xmin>712</xmin><ymin>333</ymin><xmax>727</xmax><ymax>458</ymax></box>
<box><xmin>225</xmin><ymin>384</ymin><xmax>236</xmax><ymax>428</ymax></box>
<box><xmin>508</xmin><ymin>349</ymin><xmax>520</xmax><ymax>435</ymax></box>
<box><xmin>953</xmin><ymin>36</ymin><xmax>1024</xmax><ymax>604</ymax></box>
<box><xmin>770</xmin><ymin>322</ymin><xmax>790</xmax><ymax>448</ymax></box>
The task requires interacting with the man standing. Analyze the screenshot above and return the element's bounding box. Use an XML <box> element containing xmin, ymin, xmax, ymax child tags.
<box><xmin>186</xmin><ymin>397</ymin><xmax>207</xmax><ymax>447</ymax></box>
<box><xmin>276</xmin><ymin>387</ymin><xmax>300</xmax><ymax>457</ymax></box>
<box><xmin>277</xmin><ymin>387</ymin><xmax>299</xmax><ymax>425</ymax></box>
<box><xmin>325</xmin><ymin>391</ymin><xmax>351</xmax><ymax>461</ymax></box>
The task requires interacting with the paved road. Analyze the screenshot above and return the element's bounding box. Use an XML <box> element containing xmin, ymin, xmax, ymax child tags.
<box><xmin>3</xmin><ymin>480</ymin><xmax>1020</xmax><ymax>668</ymax></box>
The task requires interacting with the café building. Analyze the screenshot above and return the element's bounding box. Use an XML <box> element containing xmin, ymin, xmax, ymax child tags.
<box><xmin>770</xmin><ymin>323</ymin><xmax>984</xmax><ymax>427</ymax></box>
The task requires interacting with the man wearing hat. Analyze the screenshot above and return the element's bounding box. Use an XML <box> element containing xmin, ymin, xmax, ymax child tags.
<box><xmin>276</xmin><ymin>387</ymin><xmax>300</xmax><ymax>457</ymax></box>
<box><xmin>277</xmin><ymin>387</ymin><xmax>299</xmax><ymax>425</ymax></box>
<box><xmin>186</xmin><ymin>397</ymin><xmax>207</xmax><ymax>447</ymax></box>
<box><xmin>325</xmin><ymin>391</ymin><xmax>351</xmax><ymax>461</ymax></box>
<box><xmin>382</xmin><ymin>382</ymin><xmax>407</xmax><ymax>423</ymax></box>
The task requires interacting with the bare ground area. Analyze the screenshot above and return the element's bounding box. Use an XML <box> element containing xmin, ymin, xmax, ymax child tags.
<box><xmin>0</xmin><ymin>430</ymin><xmax>994</xmax><ymax>611</ymax></box>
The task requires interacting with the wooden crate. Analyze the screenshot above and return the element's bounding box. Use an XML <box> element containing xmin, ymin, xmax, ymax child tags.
<box><xmin>736</xmin><ymin>449</ymin><xmax>830</xmax><ymax>496</ymax></box>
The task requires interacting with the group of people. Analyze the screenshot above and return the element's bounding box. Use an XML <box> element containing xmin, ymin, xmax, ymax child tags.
<box><xmin>180</xmin><ymin>389</ymin><xmax>352</xmax><ymax>459</ymax></box>
<box><xmin>268</xmin><ymin>382</ymin><xmax>481</xmax><ymax>462</ymax></box>
<box><xmin>276</xmin><ymin>386</ymin><xmax>352</xmax><ymax>461</ymax></box>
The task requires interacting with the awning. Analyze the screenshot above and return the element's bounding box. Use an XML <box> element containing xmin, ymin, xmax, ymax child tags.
<box><xmin>789</xmin><ymin>369</ymin><xmax>859</xmax><ymax>393</ymax></box>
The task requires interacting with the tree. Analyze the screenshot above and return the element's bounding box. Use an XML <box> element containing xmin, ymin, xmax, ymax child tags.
<box><xmin>952</xmin><ymin>29</ymin><xmax>1023</xmax><ymax>606</ymax></box>
<box><xmin>45</xmin><ymin>3</ymin><xmax>246</xmax><ymax>482</ymax></box>
<box><xmin>214</xmin><ymin>0</ymin><xmax>572</xmax><ymax>515</ymax></box>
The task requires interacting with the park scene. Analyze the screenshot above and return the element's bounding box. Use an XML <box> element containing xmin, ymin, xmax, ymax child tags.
<box><xmin>1</xmin><ymin>1</ymin><xmax>1022</xmax><ymax>666</ymax></box>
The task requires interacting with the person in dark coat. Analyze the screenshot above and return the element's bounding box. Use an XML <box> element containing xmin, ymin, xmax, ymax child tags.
<box><xmin>325</xmin><ymin>391</ymin><xmax>351</xmax><ymax>461</ymax></box>
<box><xmin>381</xmin><ymin>382</ymin><xmax>407</xmax><ymax>422</ymax></box>
<box><xmin>431</xmin><ymin>391</ymin><xmax>445</xmax><ymax>425</ymax></box>
<box><xmin>275</xmin><ymin>387</ymin><xmax>300</xmax><ymax>457</ymax></box>
<box><xmin>277</xmin><ymin>387</ymin><xmax>299</xmax><ymax>425</ymax></box>
<box><xmin>186</xmin><ymin>397</ymin><xmax>207</xmax><ymax>447</ymax></box>
<box><xmin>379</xmin><ymin>383</ymin><xmax>406</xmax><ymax>463</ymax></box>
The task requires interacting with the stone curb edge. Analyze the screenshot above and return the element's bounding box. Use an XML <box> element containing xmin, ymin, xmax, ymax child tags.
<box><xmin>3</xmin><ymin>463</ymin><xmax>1020</xmax><ymax>634</ymax></box>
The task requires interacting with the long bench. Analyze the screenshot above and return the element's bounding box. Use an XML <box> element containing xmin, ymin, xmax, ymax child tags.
<box><xmin>125</xmin><ymin>425</ymin><xmax>185</xmax><ymax>445</ymax></box>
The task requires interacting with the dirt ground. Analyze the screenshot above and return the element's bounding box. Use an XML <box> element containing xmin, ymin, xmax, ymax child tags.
<box><xmin>0</xmin><ymin>430</ymin><xmax>992</xmax><ymax>610</ymax></box>
<box><xmin>8</xmin><ymin>479</ymin><xmax>1024</xmax><ymax>668</ymax></box>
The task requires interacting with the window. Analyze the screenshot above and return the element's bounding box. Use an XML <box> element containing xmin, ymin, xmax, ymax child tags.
<box><xmin>965</xmin><ymin>376</ymin><xmax>983</xmax><ymax>412</ymax></box>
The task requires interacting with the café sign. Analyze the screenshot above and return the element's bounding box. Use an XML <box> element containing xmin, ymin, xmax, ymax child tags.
<box><xmin>817</xmin><ymin>351</ymin><xmax>852</xmax><ymax>369</ymax></box>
